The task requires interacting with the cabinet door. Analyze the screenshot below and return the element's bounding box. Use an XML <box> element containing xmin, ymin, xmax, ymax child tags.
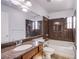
<box><xmin>39</xmin><ymin>44</ymin><xmax>43</xmax><ymax>51</ymax></box>
<box><xmin>43</xmin><ymin>16</ymin><xmax>49</xmax><ymax>40</ymax></box>
<box><xmin>32</xmin><ymin>51</ymin><xmax>43</xmax><ymax>59</ymax></box>
<box><xmin>48</xmin><ymin>18</ymin><xmax>67</xmax><ymax>41</ymax></box>
<box><xmin>22</xmin><ymin>48</ymin><xmax>38</xmax><ymax>59</ymax></box>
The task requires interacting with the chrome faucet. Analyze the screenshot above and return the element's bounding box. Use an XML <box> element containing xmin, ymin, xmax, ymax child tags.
<box><xmin>16</xmin><ymin>40</ymin><xmax>23</xmax><ymax>46</ymax></box>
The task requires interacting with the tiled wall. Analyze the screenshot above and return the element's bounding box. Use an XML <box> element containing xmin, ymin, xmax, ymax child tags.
<box><xmin>1</xmin><ymin>4</ymin><xmax>26</xmax><ymax>43</ymax></box>
<box><xmin>1</xmin><ymin>4</ymin><xmax>43</xmax><ymax>44</ymax></box>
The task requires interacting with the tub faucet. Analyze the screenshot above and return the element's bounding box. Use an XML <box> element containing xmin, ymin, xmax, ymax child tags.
<box><xmin>16</xmin><ymin>40</ymin><xmax>23</xmax><ymax>46</ymax></box>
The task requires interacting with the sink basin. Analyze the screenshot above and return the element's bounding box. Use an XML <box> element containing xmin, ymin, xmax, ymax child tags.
<box><xmin>13</xmin><ymin>44</ymin><xmax>32</xmax><ymax>51</ymax></box>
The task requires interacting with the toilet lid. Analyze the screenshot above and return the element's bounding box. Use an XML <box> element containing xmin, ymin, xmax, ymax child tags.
<box><xmin>43</xmin><ymin>47</ymin><xmax>55</xmax><ymax>52</ymax></box>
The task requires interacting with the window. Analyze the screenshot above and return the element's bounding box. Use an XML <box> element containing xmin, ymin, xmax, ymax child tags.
<box><xmin>73</xmin><ymin>16</ymin><xmax>76</xmax><ymax>28</ymax></box>
<box><xmin>32</xmin><ymin>21</ymin><xmax>35</xmax><ymax>30</ymax></box>
<box><xmin>32</xmin><ymin>21</ymin><xmax>39</xmax><ymax>30</ymax></box>
<box><xmin>67</xmin><ymin>17</ymin><xmax>72</xmax><ymax>29</ymax></box>
<box><xmin>35</xmin><ymin>21</ymin><xmax>38</xmax><ymax>29</ymax></box>
<box><xmin>67</xmin><ymin>17</ymin><xmax>76</xmax><ymax>29</ymax></box>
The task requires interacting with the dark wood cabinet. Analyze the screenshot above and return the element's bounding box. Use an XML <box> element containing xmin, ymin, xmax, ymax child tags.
<box><xmin>43</xmin><ymin>17</ymin><xmax>74</xmax><ymax>42</ymax></box>
<box><xmin>22</xmin><ymin>47</ymin><xmax>38</xmax><ymax>59</ymax></box>
<box><xmin>48</xmin><ymin>18</ymin><xmax>65</xmax><ymax>40</ymax></box>
<box><xmin>43</xmin><ymin>16</ymin><xmax>49</xmax><ymax>40</ymax></box>
<box><xmin>22</xmin><ymin>44</ymin><xmax>43</xmax><ymax>59</ymax></box>
<box><xmin>32</xmin><ymin>44</ymin><xmax>43</xmax><ymax>59</ymax></box>
<box><xmin>48</xmin><ymin>18</ymin><xmax>74</xmax><ymax>42</ymax></box>
<box><xmin>32</xmin><ymin>51</ymin><xmax>43</xmax><ymax>59</ymax></box>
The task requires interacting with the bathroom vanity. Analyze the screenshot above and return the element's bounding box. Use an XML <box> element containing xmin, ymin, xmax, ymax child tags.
<box><xmin>22</xmin><ymin>44</ymin><xmax>43</xmax><ymax>59</ymax></box>
<box><xmin>1</xmin><ymin>44</ymin><xmax>43</xmax><ymax>59</ymax></box>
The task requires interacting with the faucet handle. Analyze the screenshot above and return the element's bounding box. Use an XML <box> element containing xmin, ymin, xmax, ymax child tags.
<box><xmin>20</xmin><ymin>40</ymin><xmax>23</xmax><ymax>43</ymax></box>
<box><xmin>16</xmin><ymin>40</ymin><xmax>23</xmax><ymax>46</ymax></box>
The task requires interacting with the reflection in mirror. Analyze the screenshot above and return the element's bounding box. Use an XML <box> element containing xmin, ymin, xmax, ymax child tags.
<box><xmin>53</xmin><ymin>22</ymin><xmax>62</xmax><ymax>32</ymax></box>
<box><xmin>25</xmin><ymin>12</ymin><xmax>43</xmax><ymax>37</ymax></box>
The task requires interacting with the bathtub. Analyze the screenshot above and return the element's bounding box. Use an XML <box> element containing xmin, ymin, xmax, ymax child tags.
<box><xmin>44</xmin><ymin>40</ymin><xmax>75</xmax><ymax>59</ymax></box>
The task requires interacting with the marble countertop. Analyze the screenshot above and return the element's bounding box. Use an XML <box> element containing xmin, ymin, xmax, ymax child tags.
<box><xmin>1</xmin><ymin>41</ymin><xmax>37</xmax><ymax>59</ymax></box>
<box><xmin>1</xmin><ymin>36</ymin><xmax>43</xmax><ymax>59</ymax></box>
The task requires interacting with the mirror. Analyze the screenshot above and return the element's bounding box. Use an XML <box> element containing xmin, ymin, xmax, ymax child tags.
<box><xmin>25</xmin><ymin>12</ymin><xmax>43</xmax><ymax>37</ymax></box>
<box><xmin>1</xmin><ymin>0</ymin><xmax>43</xmax><ymax>44</ymax></box>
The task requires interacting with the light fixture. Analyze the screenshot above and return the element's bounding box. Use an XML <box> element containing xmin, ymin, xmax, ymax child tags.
<box><xmin>10</xmin><ymin>0</ymin><xmax>32</xmax><ymax>12</ymax></box>
<box><xmin>51</xmin><ymin>0</ymin><xmax>63</xmax><ymax>2</ymax></box>
<box><xmin>21</xmin><ymin>4</ymin><xmax>29</xmax><ymax>9</ymax></box>
<box><xmin>11</xmin><ymin>0</ymin><xmax>21</xmax><ymax>5</ymax></box>
<box><xmin>56</xmin><ymin>0</ymin><xmax>63</xmax><ymax>2</ymax></box>
<box><xmin>22</xmin><ymin>8</ymin><xmax>28</xmax><ymax>12</ymax></box>
<box><xmin>18</xmin><ymin>0</ymin><xmax>25</xmax><ymax>2</ymax></box>
<box><xmin>51</xmin><ymin>0</ymin><xmax>54</xmax><ymax>2</ymax></box>
<box><xmin>54</xmin><ymin>22</ymin><xmax>60</xmax><ymax>25</ymax></box>
<box><xmin>25</xmin><ymin>1</ymin><xmax>32</xmax><ymax>7</ymax></box>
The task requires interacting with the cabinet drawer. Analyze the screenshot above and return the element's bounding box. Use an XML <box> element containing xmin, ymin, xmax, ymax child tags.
<box><xmin>22</xmin><ymin>47</ymin><xmax>38</xmax><ymax>59</ymax></box>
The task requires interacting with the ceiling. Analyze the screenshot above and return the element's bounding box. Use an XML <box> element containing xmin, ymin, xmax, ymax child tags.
<box><xmin>1</xmin><ymin>0</ymin><xmax>43</xmax><ymax>21</ymax></box>
<box><xmin>1</xmin><ymin>0</ymin><xmax>76</xmax><ymax>15</ymax></box>
<box><xmin>35</xmin><ymin>0</ymin><xmax>75</xmax><ymax>13</ymax></box>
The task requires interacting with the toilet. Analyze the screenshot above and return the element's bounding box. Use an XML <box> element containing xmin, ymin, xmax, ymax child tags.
<box><xmin>43</xmin><ymin>47</ymin><xmax>55</xmax><ymax>59</ymax></box>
